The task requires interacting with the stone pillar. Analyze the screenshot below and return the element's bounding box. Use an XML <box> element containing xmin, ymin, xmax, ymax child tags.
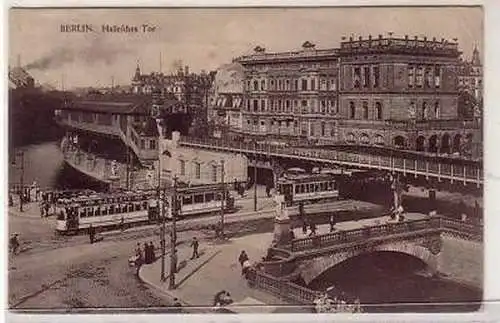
<box><xmin>272</xmin><ymin>195</ymin><xmax>292</xmax><ymax>247</ymax></box>
<box><xmin>428</xmin><ymin>189</ymin><xmax>437</xmax><ymax>216</ymax></box>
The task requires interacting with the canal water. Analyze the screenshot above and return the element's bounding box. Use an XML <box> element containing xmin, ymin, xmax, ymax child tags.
<box><xmin>9</xmin><ymin>141</ymin><xmax>106</xmax><ymax>191</ymax></box>
<box><xmin>307</xmin><ymin>252</ymin><xmax>482</xmax><ymax>313</ymax></box>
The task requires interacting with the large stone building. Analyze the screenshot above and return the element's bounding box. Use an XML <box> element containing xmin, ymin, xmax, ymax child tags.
<box><xmin>233</xmin><ymin>35</ymin><xmax>480</xmax><ymax>155</ymax></box>
<box><xmin>457</xmin><ymin>45</ymin><xmax>482</xmax><ymax>103</ymax></box>
<box><xmin>235</xmin><ymin>42</ymin><xmax>339</xmax><ymax>143</ymax></box>
<box><xmin>208</xmin><ymin>63</ymin><xmax>245</xmax><ymax>136</ymax></box>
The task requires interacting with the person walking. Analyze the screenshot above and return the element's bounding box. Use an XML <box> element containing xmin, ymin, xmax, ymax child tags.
<box><xmin>329</xmin><ymin>214</ymin><xmax>336</xmax><ymax>232</ymax></box>
<box><xmin>10</xmin><ymin>233</ymin><xmax>20</xmax><ymax>255</ymax></box>
<box><xmin>172</xmin><ymin>249</ymin><xmax>178</xmax><ymax>273</ymax></box>
<box><xmin>302</xmin><ymin>219</ymin><xmax>308</xmax><ymax>235</ymax></box>
<box><xmin>190</xmin><ymin>237</ymin><xmax>200</xmax><ymax>259</ymax></box>
<box><xmin>238</xmin><ymin>250</ymin><xmax>249</xmax><ymax>267</ymax></box>
<box><xmin>89</xmin><ymin>224</ymin><xmax>96</xmax><ymax>244</ymax></box>
<box><xmin>144</xmin><ymin>242</ymin><xmax>150</xmax><ymax>264</ymax></box>
<box><xmin>309</xmin><ymin>222</ymin><xmax>317</xmax><ymax>236</ymax></box>
<box><xmin>120</xmin><ymin>215</ymin><xmax>125</xmax><ymax>232</ymax></box>
<box><xmin>149</xmin><ymin>242</ymin><xmax>156</xmax><ymax>262</ymax></box>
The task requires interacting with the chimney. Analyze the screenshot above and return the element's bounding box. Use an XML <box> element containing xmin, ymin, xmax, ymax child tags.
<box><xmin>378</xmin><ymin>34</ymin><xmax>383</xmax><ymax>39</ymax></box>
<box><xmin>358</xmin><ymin>36</ymin><xmax>363</xmax><ymax>41</ymax></box>
<box><xmin>368</xmin><ymin>35</ymin><xmax>372</xmax><ymax>40</ymax></box>
<box><xmin>349</xmin><ymin>36</ymin><xmax>353</xmax><ymax>41</ymax></box>
<box><xmin>405</xmin><ymin>35</ymin><xmax>408</xmax><ymax>40</ymax></box>
<box><xmin>414</xmin><ymin>36</ymin><xmax>418</xmax><ymax>40</ymax></box>
<box><xmin>432</xmin><ymin>37</ymin><xmax>436</xmax><ymax>42</ymax></box>
<box><xmin>441</xmin><ymin>38</ymin><xmax>445</xmax><ymax>43</ymax></box>
<box><xmin>184</xmin><ymin>66</ymin><xmax>189</xmax><ymax>75</ymax></box>
<box><xmin>424</xmin><ymin>37</ymin><xmax>427</xmax><ymax>42</ymax></box>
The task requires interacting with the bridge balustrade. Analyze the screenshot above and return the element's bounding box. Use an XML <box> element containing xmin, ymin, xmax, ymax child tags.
<box><xmin>251</xmin><ymin>270</ymin><xmax>322</xmax><ymax>305</ymax></box>
<box><xmin>179</xmin><ymin>136</ymin><xmax>482</xmax><ymax>184</ymax></box>
<box><xmin>290</xmin><ymin>218</ymin><xmax>441</xmax><ymax>252</ymax></box>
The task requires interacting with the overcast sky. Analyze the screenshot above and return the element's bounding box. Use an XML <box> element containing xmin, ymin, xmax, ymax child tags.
<box><xmin>9</xmin><ymin>7</ymin><xmax>483</xmax><ymax>89</ymax></box>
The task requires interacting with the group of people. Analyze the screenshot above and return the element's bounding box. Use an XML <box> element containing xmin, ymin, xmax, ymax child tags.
<box><xmin>132</xmin><ymin>242</ymin><xmax>157</xmax><ymax>266</ymax></box>
<box><xmin>296</xmin><ymin>203</ymin><xmax>338</xmax><ymax>237</ymax></box>
<box><xmin>313</xmin><ymin>290</ymin><xmax>362</xmax><ymax>313</ymax></box>
<box><xmin>213</xmin><ymin>290</ymin><xmax>233</xmax><ymax>309</ymax></box>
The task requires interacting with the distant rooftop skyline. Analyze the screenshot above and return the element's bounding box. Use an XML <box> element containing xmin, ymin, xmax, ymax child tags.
<box><xmin>9</xmin><ymin>7</ymin><xmax>482</xmax><ymax>90</ymax></box>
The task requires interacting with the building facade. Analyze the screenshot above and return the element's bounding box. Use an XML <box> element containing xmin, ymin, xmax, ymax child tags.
<box><xmin>162</xmin><ymin>132</ymin><xmax>248</xmax><ymax>185</ymax></box>
<box><xmin>234</xmin><ymin>35</ymin><xmax>480</xmax><ymax>155</ymax></box>
<box><xmin>457</xmin><ymin>46</ymin><xmax>482</xmax><ymax>103</ymax></box>
<box><xmin>235</xmin><ymin>42</ymin><xmax>339</xmax><ymax>143</ymax></box>
<box><xmin>208</xmin><ymin>63</ymin><xmax>245</xmax><ymax>136</ymax></box>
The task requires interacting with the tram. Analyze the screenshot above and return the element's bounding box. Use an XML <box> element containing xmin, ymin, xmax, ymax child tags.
<box><xmin>276</xmin><ymin>171</ymin><xmax>340</xmax><ymax>206</ymax></box>
<box><xmin>55</xmin><ymin>185</ymin><xmax>235</xmax><ymax>235</ymax></box>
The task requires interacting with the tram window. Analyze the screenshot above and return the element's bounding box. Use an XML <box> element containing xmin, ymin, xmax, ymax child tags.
<box><xmin>122</xmin><ymin>205</ymin><xmax>127</xmax><ymax>213</ymax></box>
<box><xmin>109</xmin><ymin>205</ymin><xmax>115</xmax><ymax>215</ymax></box>
<box><xmin>135</xmin><ymin>203</ymin><xmax>141</xmax><ymax>211</ymax></box>
<box><xmin>194</xmin><ymin>194</ymin><xmax>204</xmax><ymax>204</ymax></box>
<box><xmin>183</xmin><ymin>196</ymin><xmax>193</xmax><ymax>205</ymax></box>
<box><xmin>95</xmin><ymin>208</ymin><xmax>101</xmax><ymax>216</ymax></box>
<box><xmin>205</xmin><ymin>193</ymin><xmax>214</xmax><ymax>202</ymax></box>
<box><xmin>102</xmin><ymin>207</ymin><xmax>108</xmax><ymax>215</ymax></box>
<box><xmin>143</xmin><ymin>201</ymin><xmax>148</xmax><ymax>210</ymax></box>
<box><xmin>295</xmin><ymin>185</ymin><xmax>299</xmax><ymax>194</ymax></box>
<box><xmin>80</xmin><ymin>209</ymin><xmax>86</xmax><ymax>218</ymax></box>
<box><xmin>215</xmin><ymin>193</ymin><xmax>222</xmax><ymax>201</ymax></box>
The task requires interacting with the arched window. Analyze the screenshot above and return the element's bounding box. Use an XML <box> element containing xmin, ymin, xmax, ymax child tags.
<box><xmin>362</xmin><ymin>102</ymin><xmax>369</xmax><ymax>119</ymax></box>
<box><xmin>346</xmin><ymin>133</ymin><xmax>355</xmax><ymax>143</ymax></box>
<box><xmin>375</xmin><ymin>102</ymin><xmax>382</xmax><ymax>120</ymax></box>
<box><xmin>374</xmin><ymin>135</ymin><xmax>384</xmax><ymax>145</ymax></box>
<box><xmin>253</xmin><ymin>80</ymin><xmax>259</xmax><ymax>91</ymax></box>
<box><xmin>261</xmin><ymin>80</ymin><xmax>266</xmax><ymax>90</ymax></box>
<box><xmin>321</xmin><ymin>122</ymin><xmax>326</xmax><ymax>137</ymax></box>
<box><xmin>434</xmin><ymin>101</ymin><xmax>440</xmax><ymax>119</ymax></box>
<box><xmin>422</xmin><ymin>102</ymin><xmax>429</xmax><ymax>120</ymax></box>
<box><xmin>360</xmin><ymin>133</ymin><xmax>370</xmax><ymax>144</ymax></box>
<box><xmin>349</xmin><ymin>102</ymin><xmax>356</xmax><ymax>119</ymax></box>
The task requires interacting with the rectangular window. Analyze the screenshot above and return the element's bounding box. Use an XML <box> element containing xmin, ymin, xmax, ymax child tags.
<box><xmin>149</xmin><ymin>140</ymin><xmax>156</xmax><ymax>150</ymax></box>
<box><xmin>253</xmin><ymin>99</ymin><xmax>258</xmax><ymax>112</ymax></box>
<box><xmin>194</xmin><ymin>194</ymin><xmax>204</xmax><ymax>204</ymax></box>
<box><xmin>194</xmin><ymin>162</ymin><xmax>201</xmax><ymax>179</ymax></box>
<box><xmin>140</xmin><ymin>139</ymin><xmax>145</xmax><ymax>149</ymax></box>
<box><xmin>353</xmin><ymin>67</ymin><xmax>361</xmax><ymax>88</ymax></box>
<box><xmin>211</xmin><ymin>165</ymin><xmax>217</xmax><ymax>182</ymax></box>
<box><xmin>294</xmin><ymin>80</ymin><xmax>299</xmax><ymax>91</ymax></box>
<box><xmin>286</xmin><ymin>80</ymin><xmax>290</xmax><ymax>90</ymax></box>
<box><xmin>302</xmin><ymin>79</ymin><xmax>308</xmax><ymax>91</ymax></box>
<box><xmin>261</xmin><ymin>80</ymin><xmax>265</xmax><ymax>91</ymax></box>
<box><xmin>373</xmin><ymin>66</ymin><xmax>380</xmax><ymax>88</ymax></box>
<box><xmin>416</xmin><ymin>66</ymin><xmax>424</xmax><ymax>87</ymax></box>
<box><xmin>180</xmin><ymin>160</ymin><xmax>186</xmax><ymax>176</ymax></box>
<box><xmin>434</xmin><ymin>66</ymin><xmax>441</xmax><ymax>88</ymax></box>
<box><xmin>311</xmin><ymin>79</ymin><xmax>316</xmax><ymax>91</ymax></box>
<box><xmin>286</xmin><ymin>100</ymin><xmax>290</xmax><ymax>111</ymax></box>
<box><xmin>261</xmin><ymin>99</ymin><xmax>266</xmax><ymax>111</ymax></box>
<box><xmin>364</xmin><ymin>66</ymin><xmax>370</xmax><ymax>88</ymax></box>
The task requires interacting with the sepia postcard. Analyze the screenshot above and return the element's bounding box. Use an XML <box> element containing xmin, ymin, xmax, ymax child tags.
<box><xmin>6</xmin><ymin>5</ymin><xmax>486</xmax><ymax>319</ymax></box>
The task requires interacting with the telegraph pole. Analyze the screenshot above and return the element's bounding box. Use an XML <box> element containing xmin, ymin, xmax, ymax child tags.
<box><xmin>169</xmin><ymin>176</ymin><xmax>178</xmax><ymax>290</ymax></box>
<box><xmin>14</xmin><ymin>150</ymin><xmax>25</xmax><ymax>213</ymax></box>
<box><xmin>126</xmin><ymin>146</ymin><xmax>130</xmax><ymax>190</ymax></box>
<box><xmin>160</xmin><ymin>186</ymin><xmax>166</xmax><ymax>282</ymax></box>
<box><xmin>220</xmin><ymin>160</ymin><xmax>226</xmax><ymax>237</ymax></box>
<box><xmin>253</xmin><ymin>141</ymin><xmax>258</xmax><ymax>212</ymax></box>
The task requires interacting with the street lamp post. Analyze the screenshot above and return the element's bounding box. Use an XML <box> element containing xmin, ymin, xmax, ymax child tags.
<box><xmin>220</xmin><ymin>159</ymin><xmax>226</xmax><ymax>237</ymax></box>
<box><xmin>169</xmin><ymin>176</ymin><xmax>178</xmax><ymax>290</ymax></box>
<box><xmin>12</xmin><ymin>150</ymin><xmax>25</xmax><ymax>212</ymax></box>
<box><xmin>253</xmin><ymin>140</ymin><xmax>258</xmax><ymax>212</ymax></box>
<box><xmin>160</xmin><ymin>186</ymin><xmax>167</xmax><ymax>282</ymax></box>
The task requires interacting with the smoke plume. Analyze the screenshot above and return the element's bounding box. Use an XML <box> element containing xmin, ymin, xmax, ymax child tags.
<box><xmin>23</xmin><ymin>37</ymin><xmax>134</xmax><ymax>71</ymax></box>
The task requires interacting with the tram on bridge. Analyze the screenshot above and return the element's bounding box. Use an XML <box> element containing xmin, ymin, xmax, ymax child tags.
<box><xmin>55</xmin><ymin>185</ymin><xmax>235</xmax><ymax>235</ymax></box>
<box><xmin>277</xmin><ymin>169</ymin><xmax>340</xmax><ymax>206</ymax></box>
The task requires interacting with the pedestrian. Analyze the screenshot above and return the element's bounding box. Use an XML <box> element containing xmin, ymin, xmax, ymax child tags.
<box><xmin>149</xmin><ymin>242</ymin><xmax>156</xmax><ymax>262</ymax></box>
<box><xmin>9</xmin><ymin>194</ymin><xmax>13</xmax><ymax>207</ymax></box>
<box><xmin>329</xmin><ymin>214</ymin><xmax>336</xmax><ymax>232</ymax></box>
<box><xmin>309</xmin><ymin>222</ymin><xmax>317</xmax><ymax>236</ymax></box>
<box><xmin>144</xmin><ymin>242</ymin><xmax>150</xmax><ymax>264</ymax></box>
<box><xmin>172</xmin><ymin>249</ymin><xmax>178</xmax><ymax>273</ymax></box>
<box><xmin>172</xmin><ymin>298</ymin><xmax>183</xmax><ymax>313</ymax></box>
<box><xmin>302</xmin><ymin>220</ymin><xmax>308</xmax><ymax>235</ymax></box>
<box><xmin>44</xmin><ymin>202</ymin><xmax>50</xmax><ymax>217</ymax></box>
<box><xmin>40</xmin><ymin>202</ymin><xmax>45</xmax><ymax>218</ymax></box>
<box><xmin>89</xmin><ymin>224</ymin><xmax>95</xmax><ymax>244</ymax></box>
<box><xmin>238</xmin><ymin>250</ymin><xmax>249</xmax><ymax>267</ymax></box>
<box><xmin>265</xmin><ymin>183</ymin><xmax>271</xmax><ymax>198</ymax></box>
<box><xmin>190</xmin><ymin>237</ymin><xmax>200</xmax><ymax>259</ymax></box>
<box><xmin>9</xmin><ymin>233</ymin><xmax>20</xmax><ymax>255</ymax></box>
<box><xmin>120</xmin><ymin>216</ymin><xmax>125</xmax><ymax>232</ymax></box>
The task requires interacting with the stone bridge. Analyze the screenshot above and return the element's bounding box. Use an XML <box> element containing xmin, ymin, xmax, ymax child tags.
<box><xmin>259</xmin><ymin>217</ymin><xmax>481</xmax><ymax>287</ymax></box>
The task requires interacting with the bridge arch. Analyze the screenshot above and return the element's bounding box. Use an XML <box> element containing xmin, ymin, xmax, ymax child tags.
<box><xmin>300</xmin><ymin>242</ymin><xmax>438</xmax><ymax>286</ymax></box>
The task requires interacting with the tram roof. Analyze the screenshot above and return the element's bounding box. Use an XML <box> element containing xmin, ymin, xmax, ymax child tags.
<box><xmin>278</xmin><ymin>173</ymin><xmax>336</xmax><ymax>184</ymax></box>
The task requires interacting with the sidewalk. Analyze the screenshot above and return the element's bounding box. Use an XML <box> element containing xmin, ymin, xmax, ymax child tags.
<box><xmin>139</xmin><ymin>232</ymin><xmax>295</xmax><ymax>312</ymax></box>
<box><xmin>138</xmin><ymin>212</ymin><xmax>429</xmax><ymax>312</ymax></box>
